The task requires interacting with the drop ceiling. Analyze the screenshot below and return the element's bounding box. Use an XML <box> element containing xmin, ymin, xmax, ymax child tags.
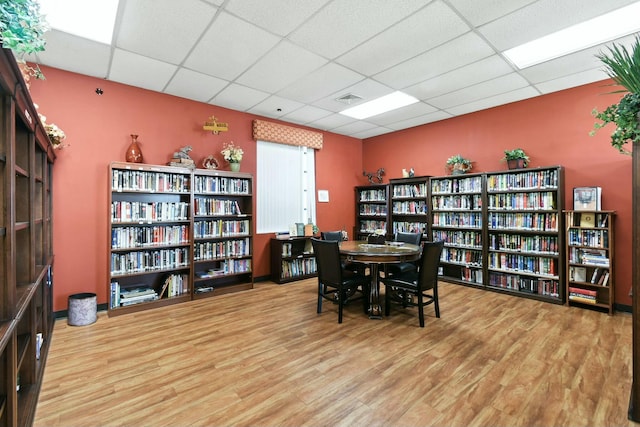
<box><xmin>30</xmin><ymin>0</ymin><xmax>639</xmax><ymax>139</ymax></box>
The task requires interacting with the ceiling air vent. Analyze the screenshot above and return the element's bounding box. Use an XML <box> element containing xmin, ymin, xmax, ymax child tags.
<box><xmin>335</xmin><ymin>93</ymin><xmax>363</xmax><ymax>105</ymax></box>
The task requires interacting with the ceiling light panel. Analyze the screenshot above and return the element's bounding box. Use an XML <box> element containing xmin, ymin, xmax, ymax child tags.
<box><xmin>39</xmin><ymin>0</ymin><xmax>120</xmax><ymax>44</ymax></box>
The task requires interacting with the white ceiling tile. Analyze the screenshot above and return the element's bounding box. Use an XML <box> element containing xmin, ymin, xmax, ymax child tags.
<box><xmin>117</xmin><ymin>0</ymin><xmax>217</xmax><ymax>64</ymax></box>
<box><xmin>337</xmin><ymin>1</ymin><xmax>470</xmax><ymax>76</ymax></box>
<box><xmin>313</xmin><ymin>79</ymin><xmax>394</xmax><ymax>112</ymax></box>
<box><xmin>289</xmin><ymin>0</ymin><xmax>431</xmax><ymax>59</ymax></box>
<box><xmin>184</xmin><ymin>12</ymin><xmax>280</xmax><ymax>81</ymax></box>
<box><xmin>29</xmin><ymin>30</ymin><xmax>111</xmax><ymax>79</ymax></box>
<box><xmin>277</xmin><ymin>62</ymin><xmax>364</xmax><ymax>103</ymax></box>
<box><xmin>210</xmin><ymin>83</ymin><xmax>270</xmax><ymax>111</ymax></box>
<box><xmin>385</xmin><ymin>110</ymin><xmax>454</xmax><ymax>130</ymax></box>
<box><xmin>404</xmin><ymin>55</ymin><xmax>515</xmax><ymax>100</ymax></box>
<box><xmin>351</xmin><ymin>126</ymin><xmax>395</xmax><ymax>139</ymax></box>
<box><xmin>237</xmin><ymin>41</ymin><xmax>328</xmax><ymax>93</ymax></box>
<box><xmin>534</xmin><ymin>68</ymin><xmax>609</xmax><ymax>94</ymax></box>
<box><xmin>478</xmin><ymin>0</ymin><xmax>640</xmax><ymax>51</ymax></box>
<box><xmin>447</xmin><ymin>0</ymin><xmax>538</xmax><ymax>26</ymax></box>
<box><xmin>428</xmin><ymin>73</ymin><xmax>531</xmax><ymax>109</ymax></box>
<box><xmin>109</xmin><ymin>49</ymin><xmax>178</xmax><ymax>92</ymax></box>
<box><xmin>365</xmin><ymin>102</ymin><xmax>438</xmax><ymax>126</ymax></box>
<box><xmin>225</xmin><ymin>0</ymin><xmax>330</xmax><ymax>36</ymax></box>
<box><xmin>164</xmin><ymin>68</ymin><xmax>229</xmax><ymax>103</ymax></box>
<box><xmin>374</xmin><ymin>32</ymin><xmax>495</xmax><ymax>89</ymax></box>
<box><xmin>444</xmin><ymin>86</ymin><xmax>540</xmax><ymax>116</ymax></box>
<box><xmin>331</xmin><ymin>120</ymin><xmax>379</xmax><ymax>135</ymax></box>
<box><xmin>281</xmin><ymin>105</ymin><xmax>334</xmax><ymax>124</ymax></box>
<box><xmin>308</xmin><ymin>113</ymin><xmax>357</xmax><ymax>130</ymax></box>
<box><xmin>248</xmin><ymin>95</ymin><xmax>305</xmax><ymax>118</ymax></box>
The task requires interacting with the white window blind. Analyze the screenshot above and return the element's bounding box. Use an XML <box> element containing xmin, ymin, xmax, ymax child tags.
<box><xmin>257</xmin><ymin>140</ymin><xmax>316</xmax><ymax>233</ymax></box>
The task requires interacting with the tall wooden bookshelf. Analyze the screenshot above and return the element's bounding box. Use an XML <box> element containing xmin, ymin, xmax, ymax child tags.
<box><xmin>389</xmin><ymin>176</ymin><xmax>430</xmax><ymax>239</ymax></box>
<box><xmin>108</xmin><ymin>162</ymin><xmax>193</xmax><ymax>315</ymax></box>
<box><xmin>485</xmin><ymin>166</ymin><xmax>564</xmax><ymax>304</ymax></box>
<box><xmin>354</xmin><ymin>183</ymin><xmax>389</xmax><ymax>240</ymax></box>
<box><xmin>0</xmin><ymin>48</ymin><xmax>56</xmax><ymax>427</ymax></box>
<box><xmin>564</xmin><ymin>210</ymin><xmax>615</xmax><ymax>314</ymax></box>
<box><xmin>192</xmin><ymin>169</ymin><xmax>253</xmax><ymax>297</ymax></box>
<box><xmin>430</xmin><ymin>173</ymin><xmax>484</xmax><ymax>286</ymax></box>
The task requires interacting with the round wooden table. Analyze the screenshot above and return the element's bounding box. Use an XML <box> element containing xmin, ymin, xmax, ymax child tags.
<box><xmin>339</xmin><ymin>240</ymin><xmax>421</xmax><ymax>319</ymax></box>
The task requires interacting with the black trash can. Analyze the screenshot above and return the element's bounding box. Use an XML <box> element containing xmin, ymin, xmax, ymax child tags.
<box><xmin>68</xmin><ymin>293</ymin><xmax>97</xmax><ymax>326</ymax></box>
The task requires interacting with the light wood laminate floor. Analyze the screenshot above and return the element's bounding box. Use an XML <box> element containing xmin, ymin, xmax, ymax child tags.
<box><xmin>34</xmin><ymin>279</ymin><xmax>635</xmax><ymax>427</ymax></box>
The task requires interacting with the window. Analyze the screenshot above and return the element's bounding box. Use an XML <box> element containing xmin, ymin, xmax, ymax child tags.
<box><xmin>257</xmin><ymin>140</ymin><xmax>316</xmax><ymax>233</ymax></box>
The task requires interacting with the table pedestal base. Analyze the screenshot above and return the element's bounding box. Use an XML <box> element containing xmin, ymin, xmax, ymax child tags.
<box><xmin>368</xmin><ymin>263</ymin><xmax>382</xmax><ymax>319</ymax></box>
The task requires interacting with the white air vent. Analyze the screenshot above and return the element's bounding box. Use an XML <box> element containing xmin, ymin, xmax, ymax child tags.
<box><xmin>335</xmin><ymin>93</ymin><xmax>363</xmax><ymax>105</ymax></box>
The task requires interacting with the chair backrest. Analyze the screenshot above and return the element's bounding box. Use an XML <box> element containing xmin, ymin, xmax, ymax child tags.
<box><xmin>395</xmin><ymin>231</ymin><xmax>422</xmax><ymax>246</ymax></box>
<box><xmin>417</xmin><ymin>241</ymin><xmax>445</xmax><ymax>291</ymax></box>
<box><xmin>321</xmin><ymin>231</ymin><xmax>343</xmax><ymax>242</ymax></box>
<box><xmin>311</xmin><ymin>238</ymin><xmax>343</xmax><ymax>286</ymax></box>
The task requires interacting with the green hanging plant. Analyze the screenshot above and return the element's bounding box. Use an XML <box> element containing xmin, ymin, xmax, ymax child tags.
<box><xmin>590</xmin><ymin>35</ymin><xmax>640</xmax><ymax>154</ymax></box>
<box><xmin>0</xmin><ymin>0</ymin><xmax>49</xmax><ymax>79</ymax></box>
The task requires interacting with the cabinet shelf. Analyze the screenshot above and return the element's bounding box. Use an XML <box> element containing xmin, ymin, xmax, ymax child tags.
<box><xmin>270</xmin><ymin>237</ymin><xmax>317</xmax><ymax>284</ymax></box>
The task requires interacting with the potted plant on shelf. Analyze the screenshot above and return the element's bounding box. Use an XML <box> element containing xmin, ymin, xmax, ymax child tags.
<box><xmin>0</xmin><ymin>0</ymin><xmax>49</xmax><ymax>83</ymax></box>
<box><xmin>221</xmin><ymin>141</ymin><xmax>244</xmax><ymax>172</ymax></box>
<box><xmin>446</xmin><ymin>154</ymin><xmax>472</xmax><ymax>175</ymax></box>
<box><xmin>502</xmin><ymin>148</ymin><xmax>530</xmax><ymax>169</ymax></box>
<box><xmin>590</xmin><ymin>35</ymin><xmax>640</xmax><ymax>154</ymax></box>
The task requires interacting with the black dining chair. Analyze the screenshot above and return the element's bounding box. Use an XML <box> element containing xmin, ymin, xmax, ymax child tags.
<box><xmin>381</xmin><ymin>240</ymin><xmax>444</xmax><ymax>327</ymax></box>
<box><xmin>311</xmin><ymin>238</ymin><xmax>369</xmax><ymax>323</ymax></box>
<box><xmin>321</xmin><ymin>230</ymin><xmax>362</xmax><ymax>274</ymax></box>
<box><xmin>386</xmin><ymin>231</ymin><xmax>422</xmax><ymax>277</ymax></box>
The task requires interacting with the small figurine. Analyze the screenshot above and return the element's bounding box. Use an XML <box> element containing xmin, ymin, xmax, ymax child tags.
<box><xmin>168</xmin><ymin>145</ymin><xmax>195</xmax><ymax>169</ymax></box>
<box><xmin>363</xmin><ymin>167</ymin><xmax>385</xmax><ymax>183</ymax></box>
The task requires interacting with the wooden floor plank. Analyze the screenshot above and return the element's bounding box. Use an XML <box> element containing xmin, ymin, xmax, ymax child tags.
<box><xmin>34</xmin><ymin>280</ymin><xmax>636</xmax><ymax>427</ymax></box>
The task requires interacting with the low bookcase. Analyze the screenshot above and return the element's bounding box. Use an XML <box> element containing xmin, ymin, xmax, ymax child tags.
<box><xmin>270</xmin><ymin>237</ymin><xmax>317</xmax><ymax>284</ymax></box>
<box><xmin>564</xmin><ymin>210</ymin><xmax>615</xmax><ymax>314</ymax></box>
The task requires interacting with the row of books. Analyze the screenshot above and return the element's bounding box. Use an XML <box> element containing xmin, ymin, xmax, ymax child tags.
<box><xmin>110</xmin><ymin>248</ymin><xmax>189</xmax><ymax>275</ymax></box>
<box><xmin>460</xmin><ymin>266</ymin><xmax>483</xmax><ymax>284</ymax></box>
<box><xmin>111</xmin><ymin>225</ymin><xmax>189</xmax><ymax>249</ymax></box>
<box><xmin>194</xmin><ymin>219</ymin><xmax>250</xmax><ymax>238</ymax></box>
<box><xmin>433</xmin><ymin>230</ymin><xmax>482</xmax><ymax>248</ymax></box>
<box><xmin>112</xmin><ymin>201</ymin><xmax>190</xmax><ymax>223</ymax></box>
<box><xmin>568</xmin><ymin>229</ymin><xmax>608</xmax><ymax>248</ymax></box>
<box><xmin>570</xmin><ymin>248</ymin><xmax>610</xmax><ymax>267</ymax></box>
<box><xmin>567</xmin><ymin>212</ymin><xmax>608</xmax><ymax>228</ymax></box>
<box><xmin>111</xmin><ymin>170</ymin><xmax>190</xmax><ymax>193</ymax></box>
<box><xmin>392</xmin><ymin>201</ymin><xmax>428</xmax><ymax>215</ymax></box>
<box><xmin>432</xmin><ymin>194</ymin><xmax>482</xmax><ymax>210</ymax></box>
<box><xmin>110</xmin><ymin>283</ymin><xmax>158</xmax><ymax>308</ymax></box>
<box><xmin>487</xmin><ymin>191</ymin><xmax>556</xmax><ymax>210</ymax></box>
<box><xmin>489</xmin><ymin>233</ymin><xmax>558</xmax><ymax>254</ymax></box>
<box><xmin>432</xmin><ymin>212</ymin><xmax>482</xmax><ymax>228</ymax></box>
<box><xmin>486</xmin><ymin>169</ymin><xmax>559</xmax><ymax>191</ymax></box>
<box><xmin>193</xmin><ymin>176</ymin><xmax>250</xmax><ymax>195</ymax></box>
<box><xmin>431</xmin><ymin>176</ymin><xmax>483</xmax><ymax>194</ymax></box>
<box><xmin>569</xmin><ymin>286</ymin><xmax>597</xmax><ymax>305</ymax></box>
<box><xmin>569</xmin><ymin>266</ymin><xmax>610</xmax><ymax>286</ymax></box>
<box><xmin>488</xmin><ymin>272</ymin><xmax>560</xmax><ymax>297</ymax></box>
<box><xmin>441</xmin><ymin>247</ymin><xmax>482</xmax><ymax>266</ymax></box>
<box><xmin>281</xmin><ymin>258</ymin><xmax>317</xmax><ymax>278</ymax></box>
<box><xmin>359</xmin><ymin>189</ymin><xmax>386</xmax><ymax>202</ymax></box>
<box><xmin>194</xmin><ymin>238</ymin><xmax>251</xmax><ymax>260</ymax></box>
<box><xmin>359</xmin><ymin>204</ymin><xmax>388</xmax><ymax>216</ymax></box>
<box><xmin>391</xmin><ymin>222</ymin><xmax>426</xmax><ymax>234</ymax></box>
<box><xmin>194</xmin><ymin>198</ymin><xmax>243</xmax><ymax>216</ymax></box>
<box><xmin>488</xmin><ymin>212</ymin><xmax>557</xmax><ymax>232</ymax></box>
<box><xmin>392</xmin><ymin>183</ymin><xmax>427</xmax><ymax>198</ymax></box>
<box><xmin>488</xmin><ymin>253</ymin><xmax>557</xmax><ymax>277</ymax></box>
<box><xmin>359</xmin><ymin>220</ymin><xmax>387</xmax><ymax>233</ymax></box>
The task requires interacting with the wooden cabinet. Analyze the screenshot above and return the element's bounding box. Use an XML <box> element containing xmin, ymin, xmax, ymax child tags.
<box><xmin>430</xmin><ymin>173</ymin><xmax>484</xmax><ymax>286</ymax></box>
<box><xmin>0</xmin><ymin>47</ymin><xmax>55</xmax><ymax>426</ymax></box>
<box><xmin>389</xmin><ymin>176</ymin><xmax>430</xmax><ymax>239</ymax></box>
<box><xmin>565</xmin><ymin>210</ymin><xmax>615</xmax><ymax>314</ymax></box>
<box><xmin>354</xmin><ymin>184</ymin><xmax>388</xmax><ymax>240</ymax></box>
<box><xmin>192</xmin><ymin>169</ymin><xmax>253</xmax><ymax>297</ymax></box>
<box><xmin>485</xmin><ymin>166</ymin><xmax>564</xmax><ymax>304</ymax></box>
<box><xmin>270</xmin><ymin>237</ymin><xmax>316</xmax><ymax>284</ymax></box>
<box><xmin>108</xmin><ymin>163</ymin><xmax>193</xmax><ymax>315</ymax></box>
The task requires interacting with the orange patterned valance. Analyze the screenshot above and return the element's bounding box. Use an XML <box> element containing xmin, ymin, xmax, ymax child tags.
<box><xmin>252</xmin><ymin>119</ymin><xmax>323</xmax><ymax>149</ymax></box>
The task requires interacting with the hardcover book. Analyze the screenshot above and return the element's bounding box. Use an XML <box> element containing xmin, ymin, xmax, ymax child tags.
<box><xmin>573</xmin><ymin>187</ymin><xmax>601</xmax><ymax>211</ymax></box>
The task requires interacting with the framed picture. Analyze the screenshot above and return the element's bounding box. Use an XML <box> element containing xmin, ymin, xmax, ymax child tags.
<box><xmin>573</xmin><ymin>187</ymin><xmax>601</xmax><ymax>211</ymax></box>
<box><xmin>318</xmin><ymin>190</ymin><xmax>329</xmax><ymax>203</ymax></box>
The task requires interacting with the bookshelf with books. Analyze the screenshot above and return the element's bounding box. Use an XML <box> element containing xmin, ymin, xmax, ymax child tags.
<box><xmin>430</xmin><ymin>173</ymin><xmax>484</xmax><ymax>287</ymax></box>
<box><xmin>0</xmin><ymin>47</ymin><xmax>56</xmax><ymax>427</ymax></box>
<box><xmin>564</xmin><ymin>210</ymin><xmax>615</xmax><ymax>314</ymax></box>
<box><xmin>354</xmin><ymin>184</ymin><xmax>389</xmax><ymax>240</ymax></box>
<box><xmin>192</xmin><ymin>169</ymin><xmax>253</xmax><ymax>297</ymax></box>
<box><xmin>485</xmin><ymin>166</ymin><xmax>564</xmax><ymax>304</ymax></box>
<box><xmin>389</xmin><ymin>176</ymin><xmax>430</xmax><ymax>240</ymax></box>
<box><xmin>108</xmin><ymin>162</ymin><xmax>193</xmax><ymax>315</ymax></box>
<box><xmin>270</xmin><ymin>237</ymin><xmax>317</xmax><ymax>284</ymax></box>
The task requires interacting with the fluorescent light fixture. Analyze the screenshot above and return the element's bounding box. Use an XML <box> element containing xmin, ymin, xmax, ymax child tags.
<box><xmin>39</xmin><ymin>0</ymin><xmax>120</xmax><ymax>44</ymax></box>
<box><xmin>339</xmin><ymin>91</ymin><xmax>419</xmax><ymax>119</ymax></box>
<box><xmin>503</xmin><ymin>1</ymin><xmax>640</xmax><ymax>69</ymax></box>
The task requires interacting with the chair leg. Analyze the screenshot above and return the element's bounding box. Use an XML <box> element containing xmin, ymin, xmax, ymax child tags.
<box><xmin>384</xmin><ymin>287</ymin><xmax>391</xmax><ymax>316</ymax></box>
<box><xmin>362</xmin><ymin>284</ymin><xmax>369</xmax><ymax>315</ymax></box>
<box><xmin>338</xmin><ymin>287</ymin><xmax>345</xmax><ymax>323</ymax></box>
<box><xmin>433</xmin><ymin>284</ymin><xmax>440</xmax><ymax>318</ymax></box>
<box><xmin>317</xmin><ymin>282</ymin><xmax>323</xmax><ymax>314</ymax></box>
<box><xmin>418</xmin><ymin>292</ymin><xmax>425</xmax><ymax>328</ymax></box>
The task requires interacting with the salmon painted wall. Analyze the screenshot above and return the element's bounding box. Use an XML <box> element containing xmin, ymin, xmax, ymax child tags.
<box><xmin>28</xmin><ymin>65</ymin><xmax>364</xmax><ymax>312</ymax></box>
<box><xmin>363</xmin><ymin>80</ymin><xmax>632</xmax><ymax>306</ymax></box>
